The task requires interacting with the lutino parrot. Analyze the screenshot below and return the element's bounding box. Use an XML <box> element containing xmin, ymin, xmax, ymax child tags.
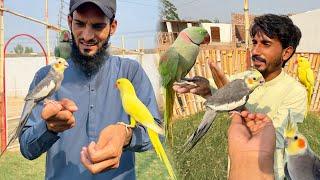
<box><xmin>0</xmin><ymin>58</ymin><xmax>69</xmax><ymax>157</ymax></box>
<box><xmin>296</xmin><ymin>56</ymin><xmax>315</xmax><ymax>112</ymax></box>
<box><xmin>183</xmin><ymin>69</ymin><xmax>265</xmax><ymax>152</ymax></box>
<box><xmin>284</xmin><ymin>110</ymin><xmax>320</xmax><ymax>180</ymax></box>
<box><xmin>115</xmin><ymin>78</ymin><xmax>176</xmax><ymax>180</ymax></box>
<box><xmin>159</xmin><ymin>26</ymin><xmax>210</xmax><ymax>146</ymax></box>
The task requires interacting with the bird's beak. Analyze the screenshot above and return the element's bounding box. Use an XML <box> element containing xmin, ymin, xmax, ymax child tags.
<box><xmin>202</xmin><ymin>33</ymin><xmax>211</xmax><ymax>45</ymax></box>
<box><xmin>115</xmin><ymin>83</ymin><xmax>118</xmax><ymax>89</ymax></box>
<box><xmin>64</xmin><ymin>62</ymin><xmax>69</xmax><ymax>68</ymax></box>
<box><xmin>294</xmin><ymin>60</ymin><xmax>298</xmax><ymax>64</ymax></box>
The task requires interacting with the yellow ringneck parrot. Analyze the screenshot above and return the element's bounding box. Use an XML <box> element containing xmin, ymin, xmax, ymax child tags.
<box><xmin>159</xmin><ymin>26</ymin><xmax>210</xmax><ymax>146</ymax></box>
<box><xmin>115</xmin><ymin>78</ymin><xmax>176</xmax><ymax>180</ymax></box>
<box><xmin>296</xmin><ymin>56</ymin><xmax>314</xmax><ymax>111</ymax></box>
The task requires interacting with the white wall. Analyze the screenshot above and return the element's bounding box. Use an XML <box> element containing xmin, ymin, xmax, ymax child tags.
<box><xmin>5</xmin><ymin>55</ymin><xmax>161</xmax><ymax>100</ymax></box>
<box><xmin>201</xmin><ymin>23</ymin><xmax>232</xmax><ymax>43</ymax></box>
<box><xmin>290</xmin><ymin>9</ymin><xmax>320</xmax><ymax>52</ymax></box>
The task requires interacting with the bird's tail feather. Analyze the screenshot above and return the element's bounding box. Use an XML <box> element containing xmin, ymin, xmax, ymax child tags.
<box><xmin>165</xmin><ymin>84</ymin><xmax>174</xmax><ymax>146</ymax></box>
<box><xmin>183</xmin><ymin>109</ymin><xmax>217</xmax><ymax>153</ymax></box>
<box><xmin>0</xmin><ymin>100</ymin><xmax>35</xmax><ymax>157</ymax></box>
<box><xmin>148</xmin><ymin>129</ymin><xmax>177</xmax><ymax>180</ymax></box>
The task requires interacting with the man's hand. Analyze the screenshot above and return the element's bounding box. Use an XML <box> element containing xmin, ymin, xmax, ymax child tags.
<box><xmin>172</xmin><ymin>62</ymin><xmax>229</xmax><ymax>98</ymax></box>
<box><xmin>228</xmin><ymin>111</ymin><xmax>275</xmax><ymax>180</ymax></box>
<box><xmin>41</xmin><ymin>98</ymin><xmax>78</xmax><ymax>133</ymax></box>
<box><xmin>80</xmin><ymin>124</ymin><xmax>133</xmax><ymax>174</ymax></box>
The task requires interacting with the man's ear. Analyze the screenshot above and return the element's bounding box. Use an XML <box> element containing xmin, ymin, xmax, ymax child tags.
<box><xmin>282</xmin><ymin>46</ymin><xmax>294</xmax><ymax>62</ymax></box>
<box><xmin>68</xmin><ymin>15</ymin><xmax>73</xmax><ymax>30</ymax></box>
<box><xmin>109</xmin><ymin>19</ymin><xmax>118</xmax><ymax>36</ymax></box>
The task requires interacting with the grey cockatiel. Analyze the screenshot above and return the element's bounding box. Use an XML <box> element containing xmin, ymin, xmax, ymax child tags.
<box><xmin>183</xmin><ymin>69</ymin><xmax>265</xmax><ymax>152</ymax></box>
<box><xmin>284</xmin><ymin>110</ymin><xmax>320</xmax><ymax>180</ymax></box>
<box><xmin>159</xmin><ymin>26</ymin><xmax>210</xmax><ymax>146</ymax></box>
<box><xmin>0</xmin><ymin>58</ymin><xmax>69</xmax><ymax>157</ymax></box>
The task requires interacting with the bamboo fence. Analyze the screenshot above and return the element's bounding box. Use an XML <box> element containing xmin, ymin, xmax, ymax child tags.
<box><xmin>158</xmin><ymin>46</ymin><xmax>320</xmax><ymax>119</ymax></box>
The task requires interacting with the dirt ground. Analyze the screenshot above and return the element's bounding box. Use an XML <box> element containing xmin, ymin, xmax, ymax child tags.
<box><xmin>6</xmin><ymin>96</ymin><xmax>25</xmax><ymax>150</ymax></box>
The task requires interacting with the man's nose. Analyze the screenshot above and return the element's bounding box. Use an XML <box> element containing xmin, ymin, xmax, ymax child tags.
<box><xmin>82</xmin><ymin>26</ymin><xmax>94</xmax><ymax>41</ymax></box>
<box><xmin>251</xmin><ymin>44</ymin><xmax>261</xmax><ymax>56</ymax></box>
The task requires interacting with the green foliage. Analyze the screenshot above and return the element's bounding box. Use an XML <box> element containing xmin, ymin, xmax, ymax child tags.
<box><xmin>199</xmin><ymin>19</ymin><xmax>212</xmax><ymax>23</ymax></box>
<box><xmin>24</xmin><ymin>47</ymin><xmax>34</xmax><ymax>54</ymax></box>
<box><xmin>13</xmin><ymin>44</ymin><xmax>24</xmax><ymax>54</ymax></box>
<box><xmin>161</xmin><ymin>0</ymin><xmax>180</xmax><ymax>20</ymax></box>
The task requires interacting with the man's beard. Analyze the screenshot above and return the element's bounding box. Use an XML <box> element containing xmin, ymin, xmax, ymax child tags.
<box><xmin>70</xmin><ymin>35</ymin><xmax>110</xmax><ymax>76</ymax></box>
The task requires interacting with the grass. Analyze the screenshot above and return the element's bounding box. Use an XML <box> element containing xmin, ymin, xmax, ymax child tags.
<box><xmin>169</xmin><ymin>112</ymin><xmax>320</xmax><ymax>180</ymax></box>
<box><xmin>0</xmin><ymin>150</ymin><xmax>170</xmax><ymax>179</ymax></box>
<box><xmin>0</xmin><ymin>112</ymin><xmax>319</xmax><ymax>180</ymax></box>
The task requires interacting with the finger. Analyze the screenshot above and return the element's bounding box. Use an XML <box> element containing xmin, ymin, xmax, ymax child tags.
<box><xmin>247</xmin><ymin>113</ymin><xmax>256</xmax><ymax>120</ymax></box>
<box><xmin>80</xmin><ymin>147</ymin><xmax>94</xmax><ymax>170</ymax></box>
<box><xmin>60</xmin><ymin>98</ymin><xmax>78</xmax><ymax>112</ymax></box>
<box><xmin>246</xmin><ymin>120</ymin><xmax>255</xmax><ymax>128</ymax></box>
<box><xmin>255</xmin><ymin>113</ymin><xmax>266</xmax><ymax>120</ymax></box>
<box><xmin>41</xmin><ymin>102</ymin><xmax>63</xmax><ymax>120</ymax></box>
<box><xmin>172</xmin><ymin>86</ymin><xmax>190</xmax><ymax>93</ymax></box>
<box><xmin>240</xmin><ymin>111</ymin><xmax>249</xmax><ymax>118</ymax></box>
<box><xmin>48</xmin><ymin>110</ymin><xmax>73</xmax><ymax>122</ymax></box>
<box><xmin>84</xmin><ymin>157</ymin><xmax>119</xmax><ymax>174</ymax></box>
<box><xmin>230</xmin><ymin>112</ymin><xmax>243</xmax><ymax>125</ymax></box>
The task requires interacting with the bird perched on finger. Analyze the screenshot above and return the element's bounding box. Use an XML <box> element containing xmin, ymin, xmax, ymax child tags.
<box><xmin>0</xmin><ymin>58</ymin><xmax>69</xmax><ymax>157</ymax></box>
<box><xmin>159</xmin><ymin>26</ymin><xmax>210</xmax><ymax>146</ymax></box>
<box><xmin>116</xmin><ymin>78</ymin><xmax>176</xmax><ymax>179</ymax></box>
<box><xmin>284</xmin><ymin>110</ymin><xmax>320</xmax><ymax>180</ymax></box>
<box><xmin>183</xmin><ymin>69</ymin><xmax>265</xmax><ymax>152</ymax></box>
<box><xmin>296</xmin><ymin>56</ymin><xmax>314</xmax><ymax>112</ymax></box>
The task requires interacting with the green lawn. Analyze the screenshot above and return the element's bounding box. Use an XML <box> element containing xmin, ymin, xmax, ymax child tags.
<box><xmin>170</xmin><ymin>112</ymin><xmax>320</xmax><ymax>180</ymax></box>
<box><xmin>0</xmin><ymin>112</ymin><xmax>319</xmax><ymax>180</ymax></box>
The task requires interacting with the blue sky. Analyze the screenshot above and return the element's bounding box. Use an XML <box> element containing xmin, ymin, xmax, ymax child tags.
<box><xmin>4</xmin><ymin>0</ymin><xmax>320</xmax><ymax>53</ymax></box>
<box><xmin>4</xmin><ymin>0</ymin><xmax>159</xmax><ymax>53</ymax></box>
<box><xmin>172</xmin><ymin>0</ymin><xmax>320</xmax><ymax>23</ymax></box>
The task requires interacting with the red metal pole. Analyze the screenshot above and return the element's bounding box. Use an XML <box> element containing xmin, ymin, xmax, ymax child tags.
<box><xmin>1</xmin><ymin>33</ymin><xmax>47</xmax><ymax>153</ymax></box>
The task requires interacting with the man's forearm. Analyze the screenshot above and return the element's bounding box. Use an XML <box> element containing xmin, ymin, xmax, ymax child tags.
<box><xmin>229</xmin><ymin>151</ymin><xmax>274</xmax><ymax>180</ymax></box>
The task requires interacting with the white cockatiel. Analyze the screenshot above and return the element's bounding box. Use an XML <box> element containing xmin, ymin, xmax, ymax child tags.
<box><xmin>183</xmin><ymin>69</ymin><xmax>265</xmax><ymax>152</ymax></box>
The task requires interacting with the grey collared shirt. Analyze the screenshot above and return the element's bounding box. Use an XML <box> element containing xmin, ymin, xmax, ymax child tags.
<box><xmin>19</xmin><ymin>55</ymin><xmax>161</xmax><ymax>180</ymax></box>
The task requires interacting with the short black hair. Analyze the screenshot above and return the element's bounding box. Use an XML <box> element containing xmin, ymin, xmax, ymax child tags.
<box><xmin>250</xmin><ymin>14</ymin><xmax>301</xmax><ymax>67</ymax></box>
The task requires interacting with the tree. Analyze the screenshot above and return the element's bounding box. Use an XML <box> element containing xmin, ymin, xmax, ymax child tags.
<box><xmin>14</xmin><ymin>44</ymin><xmax>24</xmax><ymax>54</ymax></box>
<box><xmin>161</xmin><ymin>0</ymin><xmax>180</xmax><ymax>20</ymax></box>
<box><xmin>24</xmin><ymin>46</ymin><xmax>34</xmax><ymax>53</ymax></box>
<box><xmin>199</xmin><ymin>19</ymin><xmax>212</xmax><ymax>23</ymax></box>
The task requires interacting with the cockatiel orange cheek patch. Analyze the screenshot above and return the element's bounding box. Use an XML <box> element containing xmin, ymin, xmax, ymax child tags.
<box><xmin>298</xmin><ymin>139</ymin><xmax>305</xmax><ymax>148</ymax></box>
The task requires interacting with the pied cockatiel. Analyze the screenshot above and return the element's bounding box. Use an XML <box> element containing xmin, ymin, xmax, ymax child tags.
<box><xmin>159</xmin><ymin>26</ymin><xmax>210</xmax><ymax>146</ymax></box>
<box><xmin>183</xmin><ymin>69</ymin><xmax>265</xmax><ymax>152</ymax></box>
<box><xmin>0</xmin><ymin>58</ymin><xmax>69</xmax><ymax>157</ymax></box>
<box><xmin>284</xmin><ymin>110</ymin><xmax>320</xmax><ymax>180</ymax></box>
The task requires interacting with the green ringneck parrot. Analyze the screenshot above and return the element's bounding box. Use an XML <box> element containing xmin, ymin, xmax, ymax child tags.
<box><xmin>54</xmin><ymin>30</ymin><xmax>72</xmax><ymax>60</ymax></box>
<box><xmin>183</xmin><ymin>69</ymin><xmax>265</xmax><ymax>152</ymax></box>
<box><xmin>159</xmin><ymin>26</ymin><xmax>210</xmax><ymax>146</ymax></box>
<box><xmin>0</xmin><ymin>58</ymin><xmax>69</xmax><ymax>157</ymax></box>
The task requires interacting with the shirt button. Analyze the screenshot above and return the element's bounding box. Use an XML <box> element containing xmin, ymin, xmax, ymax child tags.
<box><xmin>91</xmin><ymin>89</ymin><xmax>94</xmax><ymax>92</ymax></box>
<box><xmin>90</xmin><ymin>105</ymin><xmax>94</xmax><ymax>108</ymax></box>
